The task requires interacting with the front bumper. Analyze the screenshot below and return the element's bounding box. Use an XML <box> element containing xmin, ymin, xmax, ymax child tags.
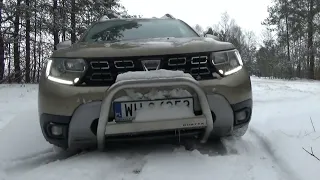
<box><xmin>40</xmin><ymin>98</ymin><xmax>252</xmax><ymax>150</ymax></box>
<box><xmin>38</xmin><ymin>69</ymin><xmax>252</xmax><ymax>150</ymax></box>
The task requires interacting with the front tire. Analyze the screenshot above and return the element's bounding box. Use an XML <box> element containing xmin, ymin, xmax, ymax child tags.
<box><xmin>53</xmin><ymin>145</ymin><xmax>68</xmax><ymax>153</ymax></box>
<box><xmin>52</xmin><ymin>145</ymin><xmax>84</xmax><ymax>157</ymax></box>
<box><xmin>231</xmin><ymin>124</ymin><xmax>249</xmax><ymax>137</ymax></box>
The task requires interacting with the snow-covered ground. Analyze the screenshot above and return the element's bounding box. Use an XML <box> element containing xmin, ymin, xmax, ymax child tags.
<box><xmin>0</xmin><ymin>77</ymin><xmax>320</xmax><ymax>180</ymax></box>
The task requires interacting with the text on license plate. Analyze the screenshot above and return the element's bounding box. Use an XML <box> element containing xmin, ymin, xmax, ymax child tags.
<box><xmin>113</xmin><ymin>97</ymin><xmax>193</xmax><ymax>121</ymax></box>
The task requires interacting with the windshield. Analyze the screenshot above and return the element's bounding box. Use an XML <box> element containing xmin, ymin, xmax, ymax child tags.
<box><xmin>82</xmin><ymin>19</ymin><xmax>199</xmax><ymax>42</ymax></box>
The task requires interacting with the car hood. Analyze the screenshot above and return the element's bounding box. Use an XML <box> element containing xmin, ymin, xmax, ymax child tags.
<box><xmin>51</xmin><ymin>37</ymin><xmax>235</xmax><ymax>58</ymax></box>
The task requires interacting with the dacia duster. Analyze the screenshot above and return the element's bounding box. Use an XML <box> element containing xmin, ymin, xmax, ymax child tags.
<box><xmin>38</xmin><ymin>14</ymin><xmax>253</xmax><ymax>151</ymax></box>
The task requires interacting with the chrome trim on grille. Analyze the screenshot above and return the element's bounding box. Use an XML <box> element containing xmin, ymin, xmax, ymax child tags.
<box><xmin>114</xmin><ymin>60</ymin><xmax>134</xmax><ymax>69</ymax></box>
<box><xmin>90</xmin><ymin>73</ymin><xmax>113</xmax><ymax>81</ymax></box>
<box><xmin>191</xmin><ymin>56</ymin><xmax>208</xmax><ymax>65</ymax></box>
<box><xmin>90</xmin><ymin>61</ymin><xmax>109</xmax><ymax>70</ymax></box>
<box><xmin>190</xmin><ymin>67</ymin><xmax>210</xmax><ymax>75</ymax></box>
<box><xmin>168</xmin><ymin>57</ymin><xmax>187</xmax><ymax>66</ymax></box>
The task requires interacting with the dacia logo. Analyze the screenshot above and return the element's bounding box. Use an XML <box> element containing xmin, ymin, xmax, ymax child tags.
<box><xmin>141</xmin><ymin>60</ymin><xmax>160</xmax><ymax>71</ymax></box>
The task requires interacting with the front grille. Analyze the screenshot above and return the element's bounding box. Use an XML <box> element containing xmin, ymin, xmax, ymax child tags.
<box><xmin>90</xmin><ymin>73</ymin><xmax>112</xmax><ymax>81</ymax></box>
<box><xmin>114</xmin><ymin>60</ymin><xmax>134</xmax><ymax>68</ymax></box>
<box><xmin>81</xmin><ymin>58</ymin><xmax>143</xmax><ymax>86</ymax></box>
<box><xmin>80</xmin><ymin>52</ymin><xmax>218</xmax><ymax>86</ymax></box>
<box><xmin>190</xmin><ymin>67</ymin><xmax>210</xmax><ymax>75</ymax></box>
<box><xmin>90</xmin><ymin>61</ymin><xmax>109</xmax><ymax>69</ymax></box>
<box><xmin>161</xmin><ymin>52</ymin><xmax>217</xmax><ymax>81</ymax></box>
<box><xmin>191</xmin><ymin>56</ymin><xmax>207</xmax><ymax>64</ymax></box>
<box><xmin>168</xmin><ymin>57</ymin><xmax>186</xmax><ymax>66</ymax></box>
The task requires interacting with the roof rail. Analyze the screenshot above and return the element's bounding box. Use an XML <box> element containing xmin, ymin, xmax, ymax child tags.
<box><xmin>98</xmin><ymin>12</ymin><xmax>123</xmax><ymax>22</ymax></box>
<box><xmin>161</xmin><ymin>13</ymin><xmax>175</xmax><ymax>19</ymax></box>
<box><xmin>99</xmin><ymin>15</ymin><xmax>110</xmax><ymax>21</ymax></box>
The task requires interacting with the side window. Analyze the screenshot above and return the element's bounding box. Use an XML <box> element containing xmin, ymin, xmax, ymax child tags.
<box><xmin>178</xmin><ymin>26</ymin><xmax>190</xmax><ymax>36</ymax></box>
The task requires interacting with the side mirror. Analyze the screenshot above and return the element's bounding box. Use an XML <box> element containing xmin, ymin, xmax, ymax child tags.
<box><xmin>56</xmin><ymin>40</ymin><xmax>72</xmax><ymax>50</ymax></box>
<box><xmin>204</xmin><ymin>34</ymin><xmax>220</xmax><ymax>41</ymax></box>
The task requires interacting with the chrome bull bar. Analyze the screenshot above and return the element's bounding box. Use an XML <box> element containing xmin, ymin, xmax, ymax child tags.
<box><xmin>97</xmin><ymin>77</ymin><xmax>214</xmax><ymax>151</ymax></box>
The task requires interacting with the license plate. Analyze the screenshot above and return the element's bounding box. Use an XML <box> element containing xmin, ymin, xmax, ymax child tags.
<box><xmin>113</xmin><ymin>97</ymin><xmax>194</xmax><ymax>121</ymax></box>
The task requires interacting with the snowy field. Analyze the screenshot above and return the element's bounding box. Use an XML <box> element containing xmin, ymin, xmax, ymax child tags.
<box><xmin>0</xmin><ymin>76</ymin><xmax>320</xmax><ymax>180</ymax></box>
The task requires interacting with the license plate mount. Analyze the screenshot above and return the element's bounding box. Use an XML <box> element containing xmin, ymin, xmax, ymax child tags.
<box><xmin>113</xmin><ymin>97</ymin><xmax>194</xmax><ymax>122</ymax></box>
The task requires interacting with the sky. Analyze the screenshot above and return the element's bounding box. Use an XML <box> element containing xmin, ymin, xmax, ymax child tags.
<box><xmin>120</xmin><ymin>0</ymin><xmax>273</xmax><ymax>41</ymax></box>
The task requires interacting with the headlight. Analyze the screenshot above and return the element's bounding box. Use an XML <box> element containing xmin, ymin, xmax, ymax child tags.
<box><xmin>211</xmin><ymin>49</ymin><xmax>243</xmax><ymax>76</ymax></box>
<box><xmin>45</xmin><ymin>58</ymin><xmax>87</xmax><ymax>85</ymax></box>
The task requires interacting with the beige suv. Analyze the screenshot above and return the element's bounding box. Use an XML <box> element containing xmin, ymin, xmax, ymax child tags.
<box><xmin>38</xmin><ymin>15</ymin><xmax>252</xmax><ymax>151</ymax></box>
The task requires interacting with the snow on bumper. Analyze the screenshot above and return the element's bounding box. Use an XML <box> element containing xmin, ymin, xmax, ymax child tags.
<box><xmin>97</xmin><ymin>76</ymin><xmax>214</xmax><ymax>150</ymax></box>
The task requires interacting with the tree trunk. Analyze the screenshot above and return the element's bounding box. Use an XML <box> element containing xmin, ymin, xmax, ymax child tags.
<box><xmin>53</xmin><ymin>0</ymin><xmax>59</xmax><ymax>50</ymax></box>
<box><xmin>307</xmin><ymin>0</ymin><xmax>315</xmax><ymax>79</ymax></box>
<box><xmin>0</xmin><ymin>33</ymin><xmax>4</xmax><ymax>82</ymax></box>
<box><xmin>0</xmin><ymin>0</ymin><xmax>4</xmax><ymax>81</ymax></box>
<box><xmin>61</xmin><ymin>0</ymin><xmax>66</xmax><ymax>41</ymax></box>
<box><xmin>8</xmin><ymin>43</ymin><xmax>11</xmax><ymax>83</ymax></box>
<box><xmin>13</xmin><ymin>0</ymin><xmax>21</xmax><ymax>82</ymax></box>
<box><xmin>33</xmin><ymin>2</ymin><xmax>37</xmax><ymax>83</ymax></box>
<box><xmin>38</xmin><ymin>16</ymin><xmax>42</xmax><ymax>82</ymax></box>
<box><xmin>297</xmin><ymin>37</ymin><xmax>302</xmax><ymax>78</ymax></box>
<box><xmin>25</xmin><ymin>0</ymin><xmax>31</xmax><ymax>83</ymax></box>
<box><xmin>71</xmin><ymin>0</ymin><xmax>76</xmax><ymax>43</ymax></box>
<box><xmin>285</xmin><ymin>12</ymin><xmax>291</xmax><ymax>77</ymax></box>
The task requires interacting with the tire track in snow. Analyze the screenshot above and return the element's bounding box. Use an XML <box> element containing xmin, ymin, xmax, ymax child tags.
<box><xmin>3</xmin><ymin>147</ymin><xmax>80</xmax><ymax>177</ymax></box>
<box><xmin>249</xmin><ymin>128</ymin><xmax>302</xmax><ymax>180</ymax></box>
<box><xmin>186</xmin><ymin>138</ymin><xmax>230</xmax><ymax>156</ymax></box>
<box><xmin>114</xmin><ymin>153</ymin><xmax>148</xmax><ymax>179</ymax></box>
<box><xmin>4</xmin><ymin>139</ymin><xmax>228</xmax><ymax>180</ymax></box>
<box><xmin>101</xmin><ymin>139</ymin><xmax>230</xmax><ymax>180</ymax></box>
<box><xmin>100</xmin><ymin>144</ymin><xmax>159</xmax><ymax>180</ymax></box>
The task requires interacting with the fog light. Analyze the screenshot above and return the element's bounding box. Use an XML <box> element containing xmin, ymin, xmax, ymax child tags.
<box><xmin>51</xmin><ymin>125</ymin><xmax>63</xmax><ymax>136</ymax></box>
<box><xmin>235</xmin><ymin>111</ymin><xmax>247</xmax><ymax>121</ymax></box>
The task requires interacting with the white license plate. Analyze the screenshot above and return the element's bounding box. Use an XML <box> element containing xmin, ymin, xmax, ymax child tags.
<box><xmin>113</xmin><ymin>97</ymin><xmax>194</xmax><ymax>121</ymax></box>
